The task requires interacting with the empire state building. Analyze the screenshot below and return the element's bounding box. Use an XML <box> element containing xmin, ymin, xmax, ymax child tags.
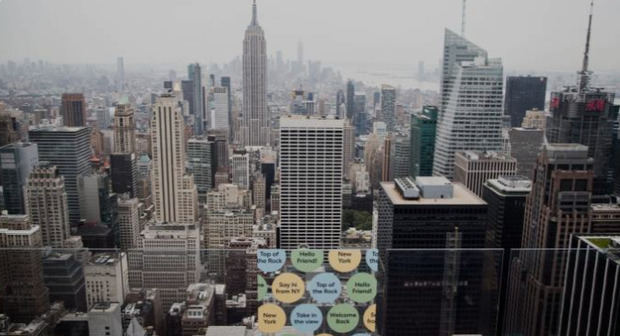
<box><xmin>241</xmin><ymin>0</ymin><xmax>269</xmax><ymax>146</ymax></box>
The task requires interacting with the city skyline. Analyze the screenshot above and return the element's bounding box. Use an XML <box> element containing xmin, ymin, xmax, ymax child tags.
<box><xmin>0</xmin><ymin>0</ymin><xmax>619</xmax><ymax>73</ymax></box>
<box><xmin>1</xmin><ymin>0</ymin><xmax>620</xmax><ymax>334</ymax></box>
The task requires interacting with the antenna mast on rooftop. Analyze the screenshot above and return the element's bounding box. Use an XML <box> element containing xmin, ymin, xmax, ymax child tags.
<box><xmin>578</xmin><ymin>0</ymin><xmax>595</xmax><ymax>92</ymax></box>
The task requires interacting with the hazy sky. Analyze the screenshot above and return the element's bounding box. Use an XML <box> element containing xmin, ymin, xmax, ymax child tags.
<box><xmin>1</xmin><ymin>0</ymin><xmax>619</xmax><ymax>73</ymax></box>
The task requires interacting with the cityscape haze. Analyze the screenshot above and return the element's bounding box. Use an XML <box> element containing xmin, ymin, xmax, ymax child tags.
<box><xmin>1</xmin><ymin>0</ymin><xmax>620</xmax><ymax>335</ymax></box>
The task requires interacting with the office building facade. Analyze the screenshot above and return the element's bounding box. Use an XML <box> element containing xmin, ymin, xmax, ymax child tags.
<box><xmin>558</xmin><ymin>235</ymin><xmax>620</xmax><ymax>335</ymax></box>
<box><xmin>110</xmin><ymin>152</ymin><xmax>137</xmax><ymax>198</ymax></box>
<box><xmin>151</xmin><ymin>94</ymin><xmax>198</xmax><ymax>224</ymax></box>
<box><xmin>61</xmin><ymin>93</ymin><xmax>87</xmax><ymax>127</ymax></box>
<box><xmin>0</xmin><ymin>142</ymin><xmax>38</xmax><ymax>214</ymax></box>
<box><xmin>409</xmin><ymin>105</ymin><xmax>438</xmax><ymax>177</ymax></box>
<box><xmin>482</xmin><ymin>176</ymin><xmax>531</xmax><ymax>334</ymax></box>
<box><xmin>279</xmin><ymin>116</ymin><xmax>344</xmax><ymax>250</ymax></box>
<box><xmin>433</xmin><ymin>29</ymin><xmax>504</xmax><ymax>179</ymax></box>
<box><xmin>113</xmin><ymin>102</ymin><xmax>136</xmax><ymax>154</ymax></box>
<box><xmin>381</xmin><ymin>84</ymin><xmax>396</xmax><ymax>132</ymax></box>
<box><xmin>29</xmin><ymin>126</ymin><xmax>91</xmax><ymax>224</ymax></box>
<box><xmin>24</xmin><ymin>163</ymin><xmax>71</xmax><ymax>248</ymax></box>
<box><xmin>504</xmin><ymin>76</ymin><xmax>547</xmax><ymax>127</ymax></box>
<box><xmin>0</xmin><ymin>214</ymin><xmax>50</xmax><ymax>322</ymax></box>
<box><xmin>377</xmin><ymin>176</ymin><xmax>488</xmax><ymax>335</ymax></box>
<box><xmin>453</xmin><ymin>150</ymin><xmax>517</xmax><ymax>197</ymax></box>
<box><xmin>504</xmin><ymin>144</ymin><xmax>596</xmax><ymax>335</ymax></box>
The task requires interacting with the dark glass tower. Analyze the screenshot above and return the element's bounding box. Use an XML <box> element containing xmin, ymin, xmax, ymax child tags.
<box><xmin>110</xmin><ymin>153</ymin><xmax>137</xmax><ymax>198</ymax></box>
<box><xmin>0</xmin><ymin>142</ymin><xmax>38</xmax><ymax>214</ymax></box>
<box><xmin>377</xmin><ymin>177</ymin><xmax>489</xmax><ymax>335</ymax></box>
<box><xmin>346</xmin><ymin>80</ymin><xmax>355</xmax><ymax>120</ymax></box>
<box><xmin>409</xmin><ymin>106</ymin><xmax>438</xmax><ymax>177</ymax></box>
<box><xmin>482</xmin><ymin>176</ymin><xmax>531</xmax><ymax>335</ymax></box>
<box><xmin>42</xmin><ymin>252</ymin><xmax>87</xmax><ymax>312</ymax></box>
<box><xmin>503</xmin><ymin>76</ymin><xmax>547</xmax><ymax>127</ymax></box>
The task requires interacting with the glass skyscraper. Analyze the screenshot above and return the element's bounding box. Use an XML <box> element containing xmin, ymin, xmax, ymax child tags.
<box><xmin>433</xmin><ymin>29</ymin><xmax>504</xmax><ymax>180</ymax></box>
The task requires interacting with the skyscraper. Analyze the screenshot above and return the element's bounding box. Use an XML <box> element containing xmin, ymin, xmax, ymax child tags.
<box><xmin>508</xmin><ymin>127</ymin><xmax>545</xmax><ymax>179</ymax></box>
<box><xmin>24</xmin><ymin>163</ymin><xmax>70</xmax><ymax>248</ymax></box>
<box><xmin>110</xmin><ymin>153</ymin><xmax>137</xmax><ymax>198</ymax></box>
<box><xmin>241</xmin><ymin>0</ymin><xmax>269</xmax><ymax>146</ymax></box>
<box><xmin>433</xmin><ymin>29</ymin><xmax>504</xmax><ymax>179</ymax></box>
<box><xmin>504</xmin><ymin>144</ymin><xmax>595</xmax><ymax>336</ymax></box>
<box><xmin>231</xmin><ymin>151</ymin><xmax>250</xmax><ymax>190</ymax></box>
<box><xmin>391</xmin><ymin>134</ymin><xmax>410</xmax><ymax>179</ymax></box>
<box><xmin>376</xmin><ymin>176</ymin><xmax>488</xmax><ymax>335</ymax></box>
<box><xmin>61</xmin><ymin>93</ymin><xmax>87</xmax><ymax>127</ymax></box>
<box><xmin>353</xmin><ymin>93</ymin><xmax>367</xmax><ymax>135</ymax></box>
<box><xmin>558</xmin><ymin>235</ymin><xmax>620</xmax><ymax>335</ymax></box>
<box><xmin>220</xmin><ymin>76</ymin><xmax>232</xmax><ymax>138</ymax></box>
<box><xmin>545</xmin><ymin>6</ymin><xmax>616</xmax><ymax>195</ymax></box>
<box><xmin>211</xmin><ymin>86</ymin><xmax>229</xmax><ymax>131</ymax></box>
<box><xmin>0</xmin><ymin>142</ymin><xmax>38</xmax><ymax>214</ymax></box>
<box><xmin>187</xmin><ymin>63</ymin><xmax>204</xmax><ymax>135</ymax></box>
<box><xmin>131</xmin><ymin>224</ymin><xmax>200</xmax><ymax>311</ymax></box>
<box><xmin>380</xmin><ymin>84</ymin><xmax>396</xmax><ymax>132</ymax></box>
<box><xmin>504</xmin><ymin>76</ymin><xmax>547</xmax><ymax>127</ymax></box>
<box><xmin>29</xmin><ymin>126</ymin><xmax>91</xmax><ymax>224</ymax></box>
<box><xmin>0</xmin><ymin>213</ymin><xmax>50</xmax><ymax>322</ymax></box>
<box><xmin>151</xmin><ymin>93</ymin><xmax>198</xmax><ymax>224</ymax></box>
<box><xmin>482</xmin><ymin>175</ymin><xmax>531</xmax><ymax>334</ymax></box>
<box><xmin>409</xmin><ymin>105</ymin><xmax>438</xmax><ymax>177</ymax></box>
<box><xmin>117</xmin><ymin>195</ymin><xmax>140</xmax><ymax>250</ymax></box>
<box><xmin>113</xmin><ymin>101</ymin><xmax>135</xmax><ymax>154</ymax></box>
<box><xmin>279</xmin><ymin>116</ymin><xmax>344</xmax><ymax>250</ymax></box>
<box><xmin>187</xmin><ymin>137</ymin><xmax>213</xmax><ymax>202</ymax></box>
<box><xmin>343</xmin><ymin>121</ymin><xmax>355</xmax><ymax>173</ymax></box>
<box><xmin>110</xmin><ymin>101</ymin><xmax>137</xmax><ymax>198</ymax></box>
<box><xmin>346</xmin><ymin>80</ymin><xmax>355</xmax><ymax>121</ymax></box>
<box><xmin>0</xmin><ymin>102</ymin><xmax>25</xmax><ymax>147</ymax></box>
<box><xmin>453</xmin><ymin>150</ymin><xmax>517</xmax><ymax>197</ymax></box>
<box><xmin>42</xmin><ymin>252</ymin><xmax>87</xmax><ymax>312</ymax></box>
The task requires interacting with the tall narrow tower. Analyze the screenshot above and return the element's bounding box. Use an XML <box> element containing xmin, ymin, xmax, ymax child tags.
<box><xmin>432</xmin><ymin>30</ymin><xmax>504</xmax><ymax>180</ymax></box>
<box><xmin>545</xmin><ymin>0</ymin><xmax>617</xmax><ymax>195</ymax></box>
<box><xmin>113</xmin><ymin>101</ymin><xmax>135</xmax><ymax>154</ymax></box>
<box><xmin>151</xmin><ymin>93</ymin><xmax>197</xmax><ymax>224</ymax></box>
<box><xmin>242</xmin><ymin>0</ymin><xmax>269</xmax><ymax>146</ymax></box>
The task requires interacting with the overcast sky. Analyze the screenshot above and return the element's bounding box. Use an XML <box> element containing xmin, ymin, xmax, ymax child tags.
<box><xmin>0</xmin><ymin>0</ymin><xmax>619</xmax><ymax>73</ymax></box>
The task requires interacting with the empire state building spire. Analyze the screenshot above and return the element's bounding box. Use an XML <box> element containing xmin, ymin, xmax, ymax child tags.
<box><xmin>251</xmin><ymin>0</ymin><xmax>258</xmax><ymax>25</ymax></box>
<box><xmin>241</xmin><ymin>0</ymin><xmax>269</xmax><ymax>146</ymax></box>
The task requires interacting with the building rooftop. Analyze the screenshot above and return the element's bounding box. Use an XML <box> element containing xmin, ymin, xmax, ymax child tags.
<box><xmin>457</xmin><ymin>150</ymin><xmax>514</xmax><ymax>161</ymax></box>
<box><xmin>88</xmin><ymin>253</ymin><xmax>123</xmax><ymax>266</ymax></box>
<box><xmin>381</xmin><ymin>181</ymin><xmax>485</xmax><ymax>206</ymax></box>
<box><xmin>280</xmin><ymin>115</ymin><xmax>345</xmax><ymax>128</ymax></box>
<box><xmin>545</xmin><ymin>143</ymin><xmax>590</xmax><ymax>159</ymax></box>
<box><xmin>29</xmin><ymin>126</ymin><xmax>88</xmax><ymax>133</ymax></box>
<box><xmin>0</xmin><ymin>141</ymin><xmax>37</xmax><ymax>150</ymax></box>
<box><xmin>90</xmin><ymin>302</ymin><xmax>119</xmax><ymax>313</ymax></box>
<box><xmin>486</xmin><ymin>175</ymin><xmax>532</xmax><ymax>193</ymax></box>
<box><xmin>42</xmin><ymin>252</ymin><xmax>73</xmax><ymax>261</ymax></box>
